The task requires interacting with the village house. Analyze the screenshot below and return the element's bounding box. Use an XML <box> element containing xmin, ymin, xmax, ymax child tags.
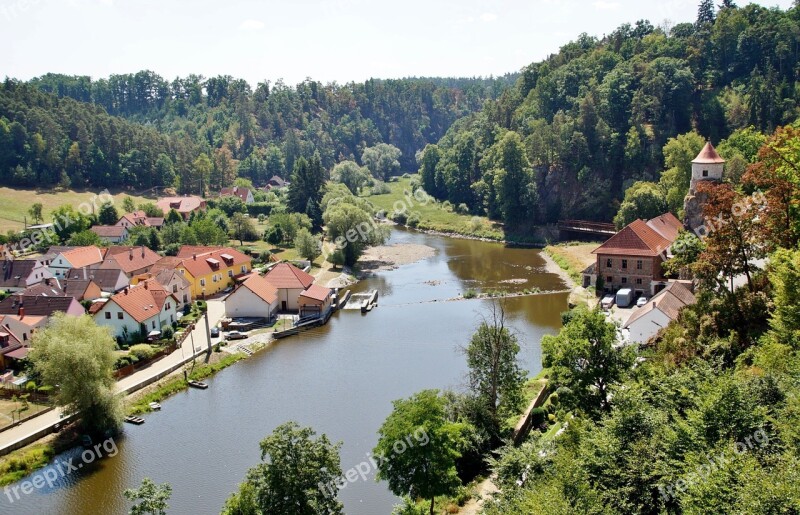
<box><xmin>0</xmin><ymin>313</ymin><xmax>46</xmax><ymax>344</ymax></box>
<box><xmin>623</xmin><ymin>282</ymin><xmax>697</xmax><ymax>344</ymax></box>
<box><xmin>586</xmin><ymin>213</ymin><xmax>683</xmax><ymax>296</ymax></box>
<box><xmin>220</xmin><ymin>186</ymin><xmax>255</xmax><ymax>205</ymax></box>
<box><xmin>116</xmin><ymin>211</ymin><xmax>165</xmax><ymax>230</ymax></box>
<box><xmin>156</xmin><ymin>196</ymin><xmax>207</xmax><ymax>220</ymax></box>
<box><xmin>0</xmin><ymin>295</ymin><xmax>85</xmax><ymax>318</ymax></box>
<box><xmin>17</xmin><ymin>277</ymin><xmax>103</xmax><ymax>302</ymax></box>
<box><xmin>49</xmin><ymin>246</ymin><xmax>104</xmax><ymax>278</ymax></box>
<box><xmin>90</xmin><ymin>224</ymin><xmax>129</xmax><ymax>244</ymax></box>
<box><xmin>0</xmin><ymin>259</ymin><xmax>55</xmax><ymax>292</ymax></box>
<box><xmin>65</xmin><ymin>267</ymin><xmax>129</xmax><ymax>293</ymax></box>
<box><xmin>131</xmin><ymin>267</ymin><xmax>191</xmax><ymax>310</ymax></box>
<box><xmin>298</xmin><ymin>284</ymin><xmax>334</xmax><ymax>318</ymax></box>
<box><xmin>263</xmin><ymin>263</ymin><xmax>315</xmax><ymax>312</ymax></box>
<box><xmin>0</xmin><ymin>327</ymin><xmax>25</xmax><ymax>370</ymax></box>
<box><xmin>99</xmin><ymin>246</ymin><xmax>161</xmax><ymax>278</ymax></box>
<box><xmin>93</xmin><ymin>280</ymin><xmax>178</xmax><ymax>341</ymax></box>
<box><xmin>174</xmin><ymin>247</ymin><xmax>252</xmax><ymax>298</ymax></box>
<box><xmin>225</xmin><ymin>274</ymin><xmax>279</xmax><ymax>319</ymax></box>
<box><xmin>264</xmin><ymin>176</ymin><xmax>288</xmax><ymax>190</ymax></box>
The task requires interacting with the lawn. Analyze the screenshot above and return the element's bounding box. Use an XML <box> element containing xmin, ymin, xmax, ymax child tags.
<box><xmin>364</xmin><ymin>177</ymin><xmax>507</xmax><ymax>240</ymax></box>
<box><xmin>544</xmin><ymin>242</ymin><xmax>597</xmax><ymax>282</ymax></box>
<box><xmin>0</xmin><ymin>396</ymin><xmax>51</xmax><ymax>430</ymax></box>
<box><xmin>0</xmin><ymin>187</ymin><xmax>154</xmax><ymax>233</ymax></box>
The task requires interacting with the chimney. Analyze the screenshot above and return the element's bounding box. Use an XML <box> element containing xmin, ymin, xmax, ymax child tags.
<box><xmin>141</xmin><ymin>247</ymin><xmax>145</xmax><ymax>258</ymax></box>
<box><xmin>144</xmin><ymin>281</ymin><xmax>148</xmax><ymax>290</ymax></box>
<box><xmin>193</xmin><ymin>254</ymin><xmax>197</xmax><ymax>260</ymax></box>
<box><xmin>129</xmin><ymin>249</ymin><xmax>133</xmax><ymax>260</ymax></box>
<box><xmin>18</xmin><ymin>306</ymin><xmax>24</xmax><ymax>319</ymax></box>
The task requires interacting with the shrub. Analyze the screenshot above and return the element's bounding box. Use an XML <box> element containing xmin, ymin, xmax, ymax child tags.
<box><xmin>442</xmin><ymin>200</ymin><xmax>453</xmax><ymax>212</ymax></box>
<box><xmin>370</xmin><ymin>181</ymin><xmax>390</xmax><ymax>195</ymax></box>
<box><xmin>549</xmin><ymin>392</ymin><xmax>559</xmax><ymax>406</ymax></box>
<box><xmin>456</xmin><ymin>203</ymin><xmax>469</xmax><ymax>214</ymax></box>
<box><xmin>129</xmin><ymin>344</ymin><xmax>156</xmax><ymax>361</ymax></box>
<box><xmin>529</xmin><ymin>407</ymin><xmax>547</xmax><ymax>427</ymax></box>
<box><xmin>391</xmin><ymin>210</ymin><xmax>408</xmax><ymax>224</ymax></box>
<box><xmin>409</xmin><ymin>176</ymin><xmax>421</xmax><ymax>192</ymax></box>
<box><xmin>196</xmin><ymin>300</ymin><xmax>207</xmax><ymax>312</ymax></box>
<box><xmin>469</xmin><ymin>216</ymin><xmax>483</xmax><ymax>232</ymax></box>
<box><xmin>161</xmin><ymin>326</ymin><xmax>174</xmax><ymax>340</ymax></box>
<box><xmin>464</xmin><ymin>289</ymin><xmax>477</xmax><ymax>299</ymax></box>
<box><xmin>547</xmin><ymin>413</ymin><xmax>556</xmax><ymax>423</ymax></box>
<box><xmin>407</xmin><ymin>212</ymin><xmax>421</xmax><ymax>228</ymax></box>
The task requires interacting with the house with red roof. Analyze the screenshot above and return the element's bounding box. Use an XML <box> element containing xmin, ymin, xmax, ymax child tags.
<box><xmin>298</xmin><ymin>284</ymin><xmax>333</xmax><ymax>318</ymax></box>
<box><xmin>624</xmin><ymin>282</ymin><xmax>696</xmax><ymax>344</ymax></box>
<box><xmin>156</xmin><ymin>196</ymin><xmax>206</xmax><ymax>220</ymax></box>
<box><xmin>174</xmin><ymin>246</ymin><xmax>252</xmax><ymax>298</ymax></box>
<box><xmin>263</xmin><ymin>262</ymin><xmax>315</xmax><ymax>311</ymax></box>
<box><xmin>225</xmin><ymin>274</ymin><xmax>279</xmax><ymax>318</ymax></box>
<box><xmin>0</xmin><ymin>259</ymin><xmax>55</xmax><ymax>292</ymax></box>
<box><xmin>0</xmin><ymin>326</ymin><xmax>25</xmax><ymax>369</ymax></box>
<box><xmin>116</xmin><ymin>211</ymin><xmax>165</xmax><ymax>230</ymax></box>
<box><xmin>587</xmin><ymin>212</ymin><xmax>683</xmax><ymax>296</ymax></box>
<box><xmin>99</xmin><ymin>246</ymin><xmax>162</xmax><ymax>278</ymax></box>
<box><xmin>93</xmin><ymin>279</ymin><xmax>179</xmax><ymax>341</ymax></box>
<box><xmin>90</xmin><ymin>224</ymin><xmax>129</xmax><ymax>244</ymax></box>
<box><xmin>49</xmin><ymin>246</ymin><xmax>104</xmax><ymax>278</ymax></box>
<box><xmin>132</xmin><ymin>268</ymin><xmax>192</xmax><ymax>310</ymax></box>
<box><xmin>219</xmin><ymin>186</ymin><xmax>254</xmax><ymax>205</ymax></box>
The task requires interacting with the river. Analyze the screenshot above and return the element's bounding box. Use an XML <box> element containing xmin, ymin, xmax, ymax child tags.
<box><xmin>8</xmin><ymin>229</ymin><xmax>569</xmax><ymax>515</ymax></box>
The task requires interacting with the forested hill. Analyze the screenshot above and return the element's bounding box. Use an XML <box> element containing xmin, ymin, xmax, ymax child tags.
<box><xmin>420</xmin><ymin>2</ymin><xmax>800</xmax><ymax>225</ymax></box>
<box><xmin>0</xmin><ymin>72</ymin><xmax>512</xmax><ymax>192</ymax></box>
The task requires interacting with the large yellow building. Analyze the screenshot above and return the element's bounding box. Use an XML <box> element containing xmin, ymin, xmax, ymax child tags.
<box><xmin>174</xmin><ymin>246</ymin><xmax>252</xmax><ymax>298</ymax></box>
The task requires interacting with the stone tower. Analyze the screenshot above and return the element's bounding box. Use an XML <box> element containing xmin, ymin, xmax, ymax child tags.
<box><xmin>684</xmin><ymin>141</ymin><xmax>725</xmax><ymax>233</ymax></box>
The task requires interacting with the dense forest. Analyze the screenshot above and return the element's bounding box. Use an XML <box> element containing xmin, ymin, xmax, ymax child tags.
<box><xmin>0</xmin><ymin>72</ymin><xmax>512</xmax><ymax>192</ymax></box>
<box><xmin>420</xmin><ymin>2</ymin><xmax>800</xmax><ymax>225</ymax></box>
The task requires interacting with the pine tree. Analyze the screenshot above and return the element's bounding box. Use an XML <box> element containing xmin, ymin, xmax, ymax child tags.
<box><xmin>697</xmin><ymin>0</ymin><xmax>716</xmax><ymax>26</ymax></box>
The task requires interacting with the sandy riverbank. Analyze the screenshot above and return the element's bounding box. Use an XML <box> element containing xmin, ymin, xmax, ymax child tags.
<box><xmin>357</xmin><ymin>243</ymin><xmax>437</xmax><ymax>273</ymax></box>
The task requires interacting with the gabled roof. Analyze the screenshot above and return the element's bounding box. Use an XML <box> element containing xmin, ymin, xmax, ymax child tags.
<box><xmin>0</xmin><ymin>313</ymin><xmax>47</xmax><ymax>328</ymax></box>
<box><xmin>593</xmin><ymin>219</ymin><xmax>673</xmax><ymax>257</ymax></box>
<box><xmin>176</xmin><ymin>246</ymin><xmax>223</xmax><ymax>258</ymax></box>
<box><xmin>624</xmin><ymin>282</ymin><xmax>696</xmax><ymax>329</ymax></box>
<box><xmin>693</xmin><ymin>142</ymin><xmax>725</xmax><ymax>164</ymax></box>
<box><xmin>220</xmin><ymin>187</ymin><xmax>252</xmax><ymax>202</ymax></box>
<box><xmin>117</xmin><ymin>211</ymin><xmax>165</xmax><ymax>228</ymax></box>
<box><xmin>90</xmin><ymin>225</ymin><xmax>127</xmax><ymax>238</ymax></box>
<box><xmin>646</xmin><ymin>213</ymin><xmax>683</xmax><ymax>242</ymax></box>
<box><xmin>0</xmin><ymin>260</ymin><xmax>38</xmax><ymax>288</ymax></box>
<box><xmin>299</xmin><ymin>284</ymin><xmax>332</xmax><ymax>302</ymax></box>
<box><xmin>101</xmin><ymin>246</ymin><xmax>161</xmax><ymax>275</ymax></box>
<box><xmin>151</xmin><ymin>268</ymin><xmax>191</xmax><ymax>289</ymax></box>
<box><xmin>264</xmin><ymin>263</ymin><xmax>314</xmax><ymax>290</ymax></box>
<box><xmin>105</xmin><ymin>281</ymin><xmax>175</xmax><ymax>323</ymax></box>
<box><xmin>0</xmin><ymin>295</ymin><xmax>82</xmax><ymax>317</ymax></box>
<box><xmin>65</xmin><ymin>267</ymin><xmax>128</xmax><ymax>291</ymax></box>
<box><xmin>177</xmin><ymin>247</ymin><xmax>251</xmax><ymax>278</ymax></box>
<box><xmin>237</xmin><ymin>274</ymin><xmax>278</xmax><ymax>304</ymax></box>
<box><xmin>156</xmin><ymin>196</ymin><xmax>206</xmax><ymax>215</ymax></box>
<box><xmin>56</xmin><ymin>246</ymin><xmax>104</xmax><ymax>268</ymax></box>
<box><xmin>19</xmin><ymin>281</ymin><xmax>65</xmax><ymax>297</ymax></box>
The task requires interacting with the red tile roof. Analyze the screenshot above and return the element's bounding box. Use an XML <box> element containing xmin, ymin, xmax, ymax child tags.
<box><xmin>59</xmin><ymin>246</ymin><xmax>104</xmax><ymax>268</ymax></box>
<box><xmin>264</xmin><ymin>263</ymin><xmax>314</xmax><ymax>290</ymax></box>
<box><xmin>156</xmin><ymin>196</ymin><xmax>206</xmax><ymax>215</ymax></box>
<box><xmin>220</xmin><ymin>187</ymin><xmax>251</xmax><ymax>202</ymax></box>
<box><xmin>107</xmin><ymin>281</ymin><xmax>175</xmax><ymax>323</ymax></box>
<box><xmin>646</xmin><ymin>213</ymin><xmax>683</xmax><ymax>242</ymax></box>
<box><xmin>101</xmin><ymin>246</ymin><xmax>161</xmax><ymax>275</ymax></box>
<box><xmin>593</xmin><ymin>218</ymin><xmax>674</xmax><ymax>257</ymax></box>
<box><xmin>176</xmin><ymin>246</ymin><xmax>224</xmax><ymax>258</ymax></box>
<box><xmin>693</xmin><ymin>142</ymin><xmax>725</xmax><ymax>164</ymax></box>
<box><xmin>299</xmin><ymin>284</ymin><xmax>332</xmax><ymax>303</ymax></box>
<box><xmin>91</xmin><ymin>225</ymin><xmax>127</xmax><ymax>238</ymax></box>
<box><xmin>239</xmin><ymin>275</ymin><xmax>278</xmax><ymax>304</ymax></box>
<box><xmin>178</xmin><ymin>247</ymin><xmax>251</xmax><ymax>278</ymax></box>
<box><xmin>624</xmin><ymin>282</ymin><xmax>696</xmax><ymax>328</ymax></box>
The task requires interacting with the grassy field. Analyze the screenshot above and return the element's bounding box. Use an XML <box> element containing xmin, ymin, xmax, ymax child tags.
<box><xmin>365</xmin><ymin>177</ymin><xmax>507</xmax><ymax>240</ymax></box>
<box><xmin>0</xmin><ymin>187</ymin><xmax>154</xmax><ymax>233</ymax></box>
<box><xmin>544</xmin><ymin>242</ymin><xmax>597</xmax><ymax>282</ymax></box>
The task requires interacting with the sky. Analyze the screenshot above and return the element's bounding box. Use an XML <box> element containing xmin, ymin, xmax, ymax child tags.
<box><xmin>0</xmin><ymin>0</ymin><xmax>794</xmax><ymax>87</ymax></box>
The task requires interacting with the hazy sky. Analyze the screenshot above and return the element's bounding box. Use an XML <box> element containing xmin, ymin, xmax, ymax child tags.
<box><xmin>0</xmin><ymin>0</ymin><xmax>794</xmax><ymax>86</ymax></box>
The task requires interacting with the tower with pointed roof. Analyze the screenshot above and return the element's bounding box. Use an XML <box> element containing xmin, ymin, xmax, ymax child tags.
<box><xmin>684</xmin><ymin>141</ymin><xmax>725</xmax><ymax>232</ymax></box>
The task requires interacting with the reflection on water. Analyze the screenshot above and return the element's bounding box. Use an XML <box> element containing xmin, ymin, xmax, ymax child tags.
<box><xmin>10</xmin><ymin>229</ymin><xmax>569</xmax><ymax>515</ymax></box>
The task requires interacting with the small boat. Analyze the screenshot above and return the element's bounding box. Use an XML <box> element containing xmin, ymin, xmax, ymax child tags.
<box><xmin>187</xmin><ymin>380</ymin><xmax>208</xmax><ymax>390</ymax></box>
<box><xmin>125</xmin><ymin>415</ymin><xmax>145</xmax><ymax>425</ymax></box>
<box><xmin>148</xmin><ymin>402</ymin><xmax>162</xmax><ymax>411</ymax></box>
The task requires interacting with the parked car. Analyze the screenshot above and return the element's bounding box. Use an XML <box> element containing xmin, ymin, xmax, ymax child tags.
<box><xmin>210</xmin><ymin>327</ymin><xmax>220</xmax><ymax>338</ymax></box>
<box><xmin>225</xmin><ymin>331</ymin><xmax>248</xmax><ymax>341</ymax></box>
<box><xmin>601</xmin><ymin>294</ymin><xmax>615</xmax><ymax>310</ymax></box>
<box><xmin>636</xmin><ymin>296</ymin><xmax>649</xmax><ymax>308</ymax></box>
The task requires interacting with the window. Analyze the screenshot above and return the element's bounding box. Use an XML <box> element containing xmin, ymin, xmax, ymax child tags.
<box><xmin>241</xmin><ymin>265</ymin><xmax>247</xmax><ymax>273</ymax></box>
<box><xmin>183</xmin><ymin>294</ymin><xmax>188</xmax><ymax>303</ymax></box>
<box><xmin>179</xmin><ymin>269</ymin><xmax>184</xmax><ymax>275</ymax></box>
<box><xmin>105</xmin><ymin>312</ymin><xmax>111</xmax><ymax>319</ymax></box>
<box><xmin>172</xmin><ymin>285</ymin><xmax>177</xmax><ymax>293</ymax></box>
<box><xmin>228</xmin><ymin>270</ymin><xmax>233</xmax><ymax>278</ymax></box>
<box><xmin>621</xmin><ymin>277</ymin><xmax>627</xmax><ymax>284</ymax></box>
<box><xmin>23</xmin><ymin>333</ymin><xmax>27</xmax><ymax>341</ymax></box>
<box><xmin>702</xmin><ymin>169</ymin><xmax>709</xmax><ymax>177</ymax></box>
<box><xmin>117</xmin><ymin>312</ymin><xmax>123</xmax><ymax>320</ymax></box>
<box><xmin>636</xmin><ymin>260</ymin><xmax>643</xmax><ymax>270</ymax></box>
<box><xmin>152</xmin><ymin>321</ymin><xmax>156</xmax><ymax>329</ymax></box>
<box><xmin>200</xmin><ymin>278</ymin><xmax>206</xmax><ymax>286</ymax></box>
<box><xmin>606</xmin><ymin>258</ymin><xmax>612</xmax><ymax>268</ymax></box>
<box><xmin>606</xmin><ymin>276</ymin><xmax>612</xmax><ymax>283</ymax></box>
<box><xmin>636</xmin><ymin>278</ymin><xmax>643</xmax><ymax>285</ymax></box>
<box><xmin>622</xmin><ymin>259</ymin><xmax>628</xmax><ymax>269</ymax></box>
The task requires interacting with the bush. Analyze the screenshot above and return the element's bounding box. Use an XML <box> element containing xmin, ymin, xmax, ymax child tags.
<box><xmin>409</xmin><ymin>176</ymin><xmax>421</xmax><ymax>192</ymax></box>
<box><xmin>547</xmin><ymin>413</ymin><xmax>556</xmax><ymax>423</ymax></box>
<box><xmin>549</xmin><ymin>392</ymin><xmax>559</xmax><ymax>406</ymax></box>
<box><xmin>370</xmin><ymin>181</ymin><xmax>390</xmax><ymax>195</ymax></box>
<box><xmin>196</xmin><ymin>300</ymin><xmax>207</xmax><ymax>312</ymax></box>
<box><xmin>529</xmin><ymin>407</ymin><xmax>547</xmax><ymax>427</ymax></box>
<box><xmin>129</xmin><ymin>344</ymin><xmax>156</xmax><ymax>361</ymax></box>
<box><xmin>442</xmin><ymin>200</ymin><xmax>453</xmax><ymax>212</ymax></box>
<box><xmin>161</xmin><ymin>326</ymin><xmax>174</xmax><ymax>340</ymax></box>
<box><xmin>464</xmin><ymin>289</ymin><xmax>477</xmax><ymax>299</ymax></box>
<box><xmin>456</xmin><ymin>203</ymin><xmax>469</xmax><ymax>214</ymax></box>
<box><xmin>406</xmin><ymin>212</ymin><xmax>421</xmax><ymax>228</ymax></box>
<box><xmin>391</xmin><ymin>210</ymin><xmax>408</xmax><ymax>224</ymax></box>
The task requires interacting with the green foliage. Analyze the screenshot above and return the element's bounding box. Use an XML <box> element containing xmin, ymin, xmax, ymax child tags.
<box><xmin>28</xmin><ymin>202</ymin><xmax>43</xmax><ymax>224</ymax></box>
<box><xmin>331</xmin><ymin>160</ymin><xmax>370</xmax><ymax>194</ymax></box>
<box><xmin>362</xmin><ymin>143</ymin><xmax>402</xmax><ymax>180</ymax></box>
<box><xmin>294</xmin><ymin>228</ymin><xmax>321</xmax><ymax>262</ymax></box>
<box><xmin>229</xmin><ymin>212</ymin><xmax>258</xmax><ymax>245</ymax></box>
<box><xmin>287</xmin><ymin>156</ymin><xmax>326</xmax><ymax>227</ymax></box>
<box><xmin>374</xmin><ymin>389</ymin><xmax>467</xmax><ymax>514</ymax></box>
<box><xmin>128</xmin><ymin>344</ymin><xmax>156</xmax><ymax>361</ymax></box>
<box><xmin>124</xmin><ymin>478</ymin><xmax>172</xmax><ymax>515</ymax></box>
<box><xmin>68</xmin><ymin>229</ymin><xmax>103</xmax><ymax>246</ymax></box>
<box><xmin>217</xmin><ymin>195</ymin><xmax>247</xmax><ymax>217</ymax></box>
<box><xmin>323</xmin><ymin>194</ymin><xmax>388</xmax><ymax>266</ymax></box>
<box><xmin>223</xmin><ymin>422</ymin><xmax>343</xmax><ymax>515</ymax></box>
<box><xmin>98</xmin><ymin>201</ymin><xmax>119</xmax><ymax>225</ymax></box>
<box><xmin>28</xmin><ymin>313</ymin><xmax>122</xmax><ymax>433</ymax></box>
<box><xmin>614</xmin><ymin>181</ymin><xmax>669</xmax><ymax>229</ymax></box>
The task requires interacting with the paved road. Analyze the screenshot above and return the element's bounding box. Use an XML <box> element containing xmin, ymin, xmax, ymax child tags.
<box><xmin>0</xmin><ymin>300</ymin><xmax>227</xmax><ymax>455</ymax></box>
